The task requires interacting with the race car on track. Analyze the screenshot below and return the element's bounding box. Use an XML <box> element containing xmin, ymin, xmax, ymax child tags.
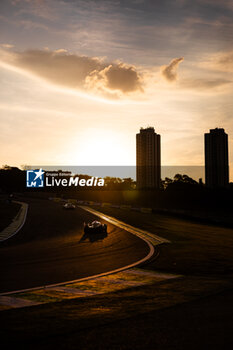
<box><xmin>84</xmin><ymin>220</ymin><xmax>107</xmax><ymax>234</ymax></box>
<box><xmin>63</xmin><ymin>202</ymin><xmax>76</xmax><ymax>210</ymax></box>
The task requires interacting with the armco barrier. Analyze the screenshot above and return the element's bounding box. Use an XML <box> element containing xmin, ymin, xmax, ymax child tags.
<box><xmin>53</xmin><ymin>197</ymin><xmax>62</xmax><ymax>202</ymax></box>
<box><xmin>120</xmin><ymin>205</ymin><xmax>132</xmax><ymax>210</ymax></box>
<box><xmin>50</xmin><ymin>198</ymin><xmax>227</xmax><ymax>225</ymax></box>
<box><xmin>68</xmin><ymin>199</ymin><xmax>78</xmax><ymax>204</ymax></box>
<box><xmin>50</xmin><ymin>198</ymin><xmax>154</xmax><ymax>215</ymax></box>
<box><xmin>141</xmin><ymin>207</ymin><xmax>152</xmax><ymax>214</ymax></box>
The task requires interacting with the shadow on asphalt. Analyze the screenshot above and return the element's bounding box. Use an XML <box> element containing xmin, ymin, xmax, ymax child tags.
<box><xmin>79</xmin><ymin>231</ymin><xmax>108</xmax><ymax>243</ymax></box>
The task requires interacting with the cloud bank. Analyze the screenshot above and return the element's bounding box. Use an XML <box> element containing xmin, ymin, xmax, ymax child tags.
<box><xmin>200</xmin><ymin>50</ymin><xmax>233</xmax><ymax>74</ymax></box>
<box><xmin>161</xmin><ymin>57</ymin><xmax>184</xmax><ymax>82</ymax></box>
<box><xmin>180</xmin><ymin>78</ymin><xmax>232</xmax><ymax>91</ymax></box>
<box><xmin>212</xmin><ymin>50</ymin><xmax>233</xmax><ymax>72</ymax></box>
<box><xmin>0</xmin><ymin>49</ymin><xmax>143</xmax><ymax>98</ymax></box>
<box><xmin>1</xmin><ymin>48</ymin><xmax>229</xmax><ymax>98</ymax></box>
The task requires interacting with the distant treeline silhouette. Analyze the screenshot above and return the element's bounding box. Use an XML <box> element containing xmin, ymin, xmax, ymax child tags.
<box><xmin>1</xmin><ymin>166</ymin><xmax>233</xmax><ymax>214</ymax></box>
<box><xmin>0</xmin><ymin>166</ymin><xmax>200</xmax><ymax>192</ymax></box>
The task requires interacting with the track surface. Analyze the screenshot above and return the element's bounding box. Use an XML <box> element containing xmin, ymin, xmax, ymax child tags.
<box><xmin>0</xmin><ymin>198</ymin><xmax>149</xmax><ymax>293</ymax></box>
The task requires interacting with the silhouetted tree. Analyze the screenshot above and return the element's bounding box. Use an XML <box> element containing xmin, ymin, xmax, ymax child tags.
<box><xmin>0</xmin><ymin>166</ymin><xmax>25</xmax><ymax>192</ymax></box>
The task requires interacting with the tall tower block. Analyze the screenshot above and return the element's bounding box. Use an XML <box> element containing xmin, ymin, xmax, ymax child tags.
<box><xmin>205</xmin><ymin>128</ymin><xmax>229</xmax><ymax>188</ymax></box>
<box><xmin>136</xmin><ymin>127</ymin><xmax>161</xmax><ymax>189</ymax></box>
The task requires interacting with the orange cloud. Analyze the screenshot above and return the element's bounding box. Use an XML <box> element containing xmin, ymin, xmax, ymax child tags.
<box><xmin>85</xmin><ymin>63</ymin><xmax>143</xmax><ymax>95</ymax></box>
<box><xmin>0</xmin><ymin>49</ymin><xmax>143</xmax><ymax>98</ymax></box>
<box><xmin>161</xmin><ymin>57</ymin><xmax>184</xmax><ymax>82</ymax></box>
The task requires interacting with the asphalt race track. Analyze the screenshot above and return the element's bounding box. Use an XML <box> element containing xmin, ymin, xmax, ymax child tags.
<box><xmin>0</xmin><ymin>198</ymin><xmax>149</xmax><ymax>293</ymax></box>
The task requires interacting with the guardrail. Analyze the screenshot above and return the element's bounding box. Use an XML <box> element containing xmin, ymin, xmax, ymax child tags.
<box><xmin>49</xmin><ymin>197</ymin><xmax>153</xmax><ymax>214</ymax></box>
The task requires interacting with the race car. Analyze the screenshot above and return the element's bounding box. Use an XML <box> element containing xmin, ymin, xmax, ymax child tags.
<box><xmin>63</xmin><ymin>202</ymin><xmax>76</xmax><ymax>209</ymax></box>
<box><xmin>84</xmin><ymin>220</ymin><xmax>107</xmax><ymax>234</ymax></box>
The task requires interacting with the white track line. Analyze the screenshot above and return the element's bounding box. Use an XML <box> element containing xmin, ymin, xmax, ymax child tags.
<box><xmin>0</xmin><ymin>201</ymin><xmax>28</xmax><ymax>242</ymax></box>
<box><xmin>79</xmin><ymin>205</ymin><xmax>170</xmax><ymax>244</ymax></box>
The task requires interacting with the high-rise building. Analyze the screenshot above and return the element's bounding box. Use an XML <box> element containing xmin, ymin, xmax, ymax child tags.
<box><xmin>136</xmin><ymin>127</ymin><xmax>161</xmax><ymax>189</ymax></box>
<box><xmin>205</xmin><ymin>128</ymin><xmax>229</xmax><ymax>188</ymax></box>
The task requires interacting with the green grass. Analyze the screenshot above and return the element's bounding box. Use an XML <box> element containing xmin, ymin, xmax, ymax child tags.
<box><xmin>89</xmin><ymin>206</ymin><xmax>233</xmax><ymax>277</ymax></box>
<box><xmin>0</xmin><ymin>275</ymin><xmax>232</xmax><ymax>349</ymax></box>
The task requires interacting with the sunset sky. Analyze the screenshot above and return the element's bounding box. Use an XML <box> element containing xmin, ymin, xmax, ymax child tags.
<box><xmin>0</xmin><ymin>0</ymin><xmax>232</xmax><ymax>179</ymax></box>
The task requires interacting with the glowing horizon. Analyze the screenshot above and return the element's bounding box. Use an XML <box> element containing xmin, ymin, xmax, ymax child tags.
<box><xmin>0</xmin><ymin>0</ymin><xmax>232</xmax><ymax>180</ymax></box>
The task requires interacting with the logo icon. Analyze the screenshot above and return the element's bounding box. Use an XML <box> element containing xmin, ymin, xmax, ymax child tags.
<box><xmin>26</xmin><ymin>169</ymin><xmax>45</xmax><ymax>188</ymax></box>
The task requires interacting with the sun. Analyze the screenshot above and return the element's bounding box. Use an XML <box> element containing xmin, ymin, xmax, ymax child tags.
<box><xmin>66</xmin><ymin>128</ymin><xmax>133</xmax><ymax>166</ymax></box>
